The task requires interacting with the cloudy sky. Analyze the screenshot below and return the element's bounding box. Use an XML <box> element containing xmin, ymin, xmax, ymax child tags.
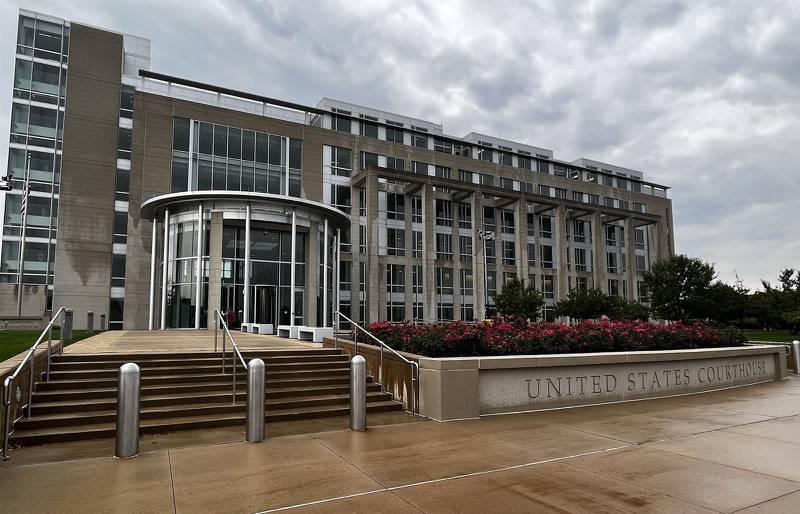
<box><xmin>1</xmin><ymin>0</ymin><xmax>797</xmax><ymax>289</ymax></box>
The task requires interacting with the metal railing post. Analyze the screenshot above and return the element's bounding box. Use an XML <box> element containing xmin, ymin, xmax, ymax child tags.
<box><xmin>379</xmin><ymin>345</ymin><xmax>384</xmax><ymax>392</ymax></box>
<box><xmin>46</xmin><ymin>321</ymin><xmax>53</xmax><ymax>381</ymax></box>
<box><xmin>350</xmin><ymin>355</ymin><xmax>366</xmax><ymax>432</ymax></box>
<box><xmin>354</xmin><ymin>326</ymin><xmax>358</xmax><ymax>356</ymax></box>
<box><xmin>27</xmin><ymin>358</ymin><xmax>34</xmax><ymax>418</ymax></box>
<box><xmin>87</xmin><ymin>311</ymin><xmax>94</xmax><ymax>334</ymax></box>
<box><xmin>232</xmin><ymin>354</ymin><xmax>237</xmax><ymax>404</ymax></box>
<box><xmin>222</xmin><ymin>328</ymin><xmax>227</xmax><ymax>375</ymax></box>
<box><xmin>62</xmin><ymin>308</ymin><xmax>73</xmax><ymax>344</ymax></box>
<box><xmin>214</xmin><ymin>311</ymin><xmax>218</xmax><ymax>353</ymax></box>
<box><xmin>115</xmin><ymin>363</ymin><xmax>140</xmax><ymax>458</ymax></box>
<box><xmin>792</xmin><ymin>341</ymin><xmax>800</xmax><ymax>375</ymax></box>
<box><xmin>2</xmin><ymin>377</ymin><xmax>12</xmax><ymax>460</ymax></box>
<box><xmin>246</xmin><ymin>358</ymin><xmax>265</xmax><ymax>443</ymax></box>
<box><xmin>334</xmin><ymin>311</ymin><xmax>339</xmax><ymax>350</ymax></box>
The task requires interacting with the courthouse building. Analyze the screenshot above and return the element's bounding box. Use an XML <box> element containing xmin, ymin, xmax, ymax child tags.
<box><xmin>0</xmin><ymin>10</ymin><xmax>674</xmax><ymax>330</ymax></box>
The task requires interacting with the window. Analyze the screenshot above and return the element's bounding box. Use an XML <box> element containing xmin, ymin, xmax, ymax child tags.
<box><xmin>435</xmin><ymin>200</ymin><xmax>453</xmax><ymax>226</ymax></box>
<box><xmin>554</xmin><ymin>165</ymin><xmax>567</xmax><ymax>177</ymax></box>
<box><xmin>434</xmin><ymin>166</ymin><xmax>451</xmax><ymax>180</ymax></box>
<box><xmin>574</xmin><ymin>248</ymin><xmax>588</xmax><ymax>272</ymax></box>
<box><xmin>518</xmin><ymin>156</ymin><xmax>532</xmax><ymax>170</ymax></box>
<box><xmin>480</xmin><ymin>174</ymin><xmax>494</xmax><ymax>187</ymax></box>
<box><xmin>330</xmin><ymin>184</ymin><xmax>351</xmax><ymax>214</ymax></box>
<box><xmin>503</xmin><ymin>241</ymin><xmax>516</xmax><ymax>266</ymax></box>
<box><xmin>436</xmin><ymin>233</ymin><xmax>453</xmax><ymax>260</ymax></box>
<box><xmin>501</xmin><ymin>178</ymin><xmax>515</xmax><ymax>190</ymax></box>
<box><xmin>453</xmin><ymin>143</ymin><xmax>470</xmax><ymax>156</ymax></box>
<box><xmin>436</xmin><ymin>267</ymin><xmax>454</xmax><ymax>295</ymax></box>
<box><xmin>117</xmin><ymin>127</ymin><xmax>132</xmax><ymax>158</ymax></box>
<box><xmin>483</xmin><ymin>207</ymin><xmax>496</xmax><ymax>230</ymax></box>
<box><xmin>536</xmin><ymin>160</ymin><xmax>549</xmax><ymax>174</ymax></box>
<box><xmin>386</xmin><ymin>126</ymin><xmax>404</xmax><ymax>143</ymax></box>
<box><xmin>635</xmin><ymin>228</ymin><xmax>646</xmax><ymax>250</ymax></box>
<box><xmin>540</xmin><ymin>245</ymin><xmax>553</xmax><ymax>268</ymax></box>
<box><xmin>412</xmin><ymin>161</ymin><xmax>428</xmax><ymax>175</ymax></box>
<box><xmin>575</xmin><ymin>277</ymin><xmax>589</xmax><ymax>292</ymax></box>
<box><xmin>386</xmin><ymin>156</ymin><xmax>404</xmax><ymax>171</ymax></box>
<box><xmin>434</xmin><ymin>138</ymin><xmax>452</xmax><ymax>154</ymax></box>
<box><xmin>331</xmin><ymin>147</ymin><xmax>352</xmax><ymax>176</ymax></box>
<box><xmin>573</xmin><ymin>220</ymin><xmax>587</xmax><ymax>243</ymax></box>
<box><xmin>412</xmin><ymin>231</ymin><xmax>422</xmax><ymax>259</ymax></box>
<box><xmin>538</xmin><ymin>185</ymin><xmax>551</xmax><ymax>197</ymax></box>
<box><xmin>485</xmin><ymin>238</ymin><xmax>496</xmax><ymax>264</ymax></box>
<box><xmin>527</xmin><ymin>243</ymin><xmax>536</xmax><ymax>267</ymax></box>
<box><xmin>359</xmin><ymin>188</ymin><xmax>366</xmax><ymax>217</ymax></box>
<box><xmin>633</xmin><ymin>202</ymin><xmax>646</xmax><ymax>213</ymax></box>
<box><xmin>539</xmin><ymin>216</ymin><xmax>553</xmax><ymax>239</ymax></box>
<box><xmin>458</xmin><ymin>203</ymin><xmax>472</xmax><ymax>229</ymax></box>
<box><xmin>478</xmin><ymin>147</ymin><xmax>492</xmax><ymax>161</ymax></box>
<box><xmin>459</xmin><ymin>170</ymin><xmax>473</xmax><ymax>183</ymax></box>
<box><xmin>527</xmin><ymin>214</ymin><xmax>536</xmax><ymax>237</ymax></box>
<box><xmin>637</xmin><ymin>281</ymin><xmax>650</xmax><ymax>303</ymax></box>
<box><xmin>387</xmin><ymin>228</ymin><xmax>405</xmax><ymax>256</ymax></box>
<box><xmin>607</xmin><ymin>252</ymin><xmax>618</xmax><ymax>274</ymax></box>
<box><xmin>603</xmin><ymin>174</ymin><xmax>615</xmax><ymax>186</ymax></box>
<box><xmin>359</xmin><ymin>224</ymin><xmax>366</xmax><ymax>254</ymax></box>
<box><xmin>360</xmin><ymin>121</ymin><xmax>378</xmax><ymax>139</ymax></box>
<box><xmin>587</xmin><ymin>193</ymin><xmax>600</xmax><ymax>205</ymax></box>
<box><xmin>541</xmin><ymin>275</ymin><xmax>555</xmax><ymax>299</ymax></box>
<box><xmin>636</xmin><ymin>254</ymin><xmax>648</xmax><ymax>275</ymax></box>
<box><xmin>606</xmin><ymin>226</ymin><xmax>617</xmax><ymax>246</ymax></box>
<box><xmin>459</xmin><ymin>235</ymin><xmax>472</xmax><ymax>262</ymax></box>
<box><xmin>411</xmin><ymin>196</ymin><xmax>422</xmax><ymax>223</ymax></box>
<box><xmin>500</xmin><ymin>152</ymin><xmax>513</xmax><ymax>166</ymax></box>
<box><xmin>501</xmin><ymin>210</ymin><xmax>515</xmax><ymax>234</ymax></box>
<box><xmin>333</xmin><ymin>114</ymin><xmax>351</xmax><ymax>133</ymax></box>
<box><xmin>361</xmin><ymin>151</ymin><xmax>379</xmax><ymax>170</ymax></box>
<box><xmin>412</xmin><ymin>133</ymin><xmax>427</xmax><ymax>148</ymax></box>
<box><xmin>460</xmin><ymin>269</ymin><xmax>474</xmax><ymax>297</ymax></box>
<box><xmin>386</xmin><ymin>264</ymin><xmax>405</xmax><ymax>293</ymax></box>
<box><xmin>608</xmin><ymin>279</ymin><xmax>620</xmax><ymax>297</ymax></box>
<box><xmin>385</xmin><ymin>193</ymin><xmax>405</xmax><ymax>220</ymax></box>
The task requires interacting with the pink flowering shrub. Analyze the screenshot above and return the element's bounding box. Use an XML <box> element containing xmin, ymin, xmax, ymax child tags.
<box><xmin>368</xmin><ymin>317</ymin><xmax>746</xmax><ymax>357</ymax></box>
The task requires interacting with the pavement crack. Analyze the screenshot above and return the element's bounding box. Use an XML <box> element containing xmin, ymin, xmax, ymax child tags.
<box><xmin>308</xmin><ymin>433</ymin><xmax>389</xmax><ymax>489</ymax></box>
<box><xmin>167</xmin><ymin>450</ymin><xmax>177</xmax><ymax>514</ymax></box>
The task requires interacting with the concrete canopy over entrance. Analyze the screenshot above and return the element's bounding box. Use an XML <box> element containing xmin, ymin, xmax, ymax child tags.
<box><xmin>141</xmin><ymin>191</ymin><xmax>350</xmax><ymax>331</ymax></box>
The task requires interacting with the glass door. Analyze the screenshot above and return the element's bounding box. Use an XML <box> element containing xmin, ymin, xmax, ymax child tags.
<box><xmin>253</xmin><ymin>285</ymin><xmax>278</xmax><ymax>326</ymax></box>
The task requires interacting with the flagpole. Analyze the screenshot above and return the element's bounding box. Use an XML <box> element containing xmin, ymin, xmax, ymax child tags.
<box><xmin>16</xmin><ymin>153</ymin><xmax>30</xmax><ymax>317</ymax></box>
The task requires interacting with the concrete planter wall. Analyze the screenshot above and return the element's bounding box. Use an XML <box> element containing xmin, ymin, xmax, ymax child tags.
<box><xmin>419</xmin><ymin>345</ymin><xmax>789</xmax><ymax>421</ymax></box>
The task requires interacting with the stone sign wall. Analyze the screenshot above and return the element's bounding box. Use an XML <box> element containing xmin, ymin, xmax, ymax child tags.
<box><xmin>480</xmin><ymin>354</ymin><xmax>776</xmax><ymax>414</ymax></box>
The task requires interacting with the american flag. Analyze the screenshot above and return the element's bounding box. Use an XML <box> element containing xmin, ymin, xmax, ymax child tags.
<box><xmin>19</xmin><ymin>179</ymin><xmax>30</xmax><ymax>215</ymax></box>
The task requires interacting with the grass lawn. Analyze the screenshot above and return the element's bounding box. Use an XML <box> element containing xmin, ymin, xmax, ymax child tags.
<box><xmin>0</xmin><ymin>329</ymin><xmax>96</xmax><ymax>363</ymax></box>
<box><xmin>743</xmin><ymin>329</ymin><xmax>798</xmax><ymax>343</ymax></box>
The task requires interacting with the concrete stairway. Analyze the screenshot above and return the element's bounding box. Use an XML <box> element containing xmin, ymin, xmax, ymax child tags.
<box><xmin>10</xmin><ymin>349</ymin><xmax>402</xmax><ymax>445</ymax></box>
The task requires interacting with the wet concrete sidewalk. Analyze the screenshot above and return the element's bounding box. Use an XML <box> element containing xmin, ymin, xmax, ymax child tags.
<box><xmin>3</xmin><ymin>378</ymin><xmax>800</xmax><ymax>513</ymax></box>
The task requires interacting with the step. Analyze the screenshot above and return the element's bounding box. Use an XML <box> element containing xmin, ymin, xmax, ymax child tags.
<box><xmin>9</xmin><ymin>400</ymin><xmax>403</xmax><ymax>445</ymax></box>
<box><xmin>48</xmin><ymin>355</ymin><xmax>348</xmax><ymax>371</ymax></box>
<box><xmin>31</xmin><ymin>383</ymin><xmax>385</xmax><ymax>414</ymax></box>
<box><xmin>35</xmin><ymin>374</ymin><xmax>368</xmax><ymax>396</ymax></box>
<box><xmin>47</xmin><ymin>361</ymin><xmax>350</xmax><ymax>380</ymax></box>
<box><xmin>51</xmin><ymin>349</ymin><xmax>343</xmax><ymax>363</ymax></box>
<box><xmin>19</xmin><ymin>391</ymin><xmax>394</xmax><ymax>429</ymax></box>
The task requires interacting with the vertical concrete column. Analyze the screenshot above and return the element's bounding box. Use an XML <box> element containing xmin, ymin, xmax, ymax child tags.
<box><xmin>160</xmin><ymin>209</ymin><xmax>170</xmax><ymax>330</ymax></box>
<box><xmin>206</xmin><ymin>211</ymin><xmax>223</xmax><ymax>329</ymax></box>
<box><xmin>148</xmin><ymin>219</ymin><xmax>157</xmax><ymax>330</ymax></box>
<box><xmin>194</xmin><ymin>204</ymin><xmax>203</xmax><ymax>329</ymax></box>
<box><xmin>592</xmin><ymin>212</ymin><xmax>606</xmax><ymax>293</ymax></box>
<box><xmin>421</xmin><ymin>184</ymin><xmax>436</xmax><ymax>321</ymax></box>
<box><xmin>624</xmin><ymin>217</ymin><xmax>636</xmax><ymax>302</ymax></box>
<box><xmin>335</xmin><ymin>228</ymin><xmax>341</xmax><ymax>324</ymax></box>
<box><xmin>515</xmin><ymin>200</ymin><xmax>527</xmax><ymax>281</ymax></box>
<box><xmin>243</xmin><ymin>204</ymin><xmax>251</xmax><ymax>324</ymax></box>
<box><xmin>366</xmin><ymin>173</ymin><xmax>380</xmax><ymax>322</ymax></box>
<box><xmin>452</xmin><ymin>200</ymin><xmax>463</xmax><ymax>321</ymax></box>
<box><xmin>322</xmin><ymin>219</ymin><xmax>328</xmax><ymax>326</ymax></box>
<box><xmin>472</xmin><ymin>193</ymin><xmax>485</xmax><ymax>320</ymax></box>
<box><xmin>404</xmin><ymin>195</ymin><xmax>414</xmax><ymax>320</ymax></box>
<box><xmin>554</xmin><ymin>205</ymin><xmax>569</xmax><ymax>301</ymax></box>
<box><xmin>290</xmin><ymin>209</ymin><xmax>297</xmax><ymax>326</ymax></box>
<box><xmin>307</xmin><ymin>222</ymin><xmax>320</xmax><ymax>327</ymax></box>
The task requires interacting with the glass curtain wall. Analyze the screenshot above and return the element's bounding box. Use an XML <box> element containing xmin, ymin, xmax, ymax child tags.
<box><xmin>1</xmin><ymin>14</ymin><xmax>69</xmax><ymax>287</ymax></box>
<box><xmin>165</xmin><ymin>219</ymin><xmax>210</xmax><ymax>328</ymax></box>
<box><xmin>221</xmin><ymin>225</ymin><xmax>306</xmax><ymax>327</ymax></box>
<box><xmin>170</xmin><ymin>118</ymin><xmax>303</xmax><ymax>197</ymax></box>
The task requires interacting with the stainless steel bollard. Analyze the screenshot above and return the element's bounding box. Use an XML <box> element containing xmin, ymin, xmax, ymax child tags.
<box><xmin>115</xmin><ymin>363</ymin><xmax>141</xmax><ymax>458</ymax></box>
<box><xmin>87</xmin><ymin>311</ymin><xmax>94</xmax><ymax>334</ymax></box>
<box><xmin>792</xmin><ymin>341</ymin><xmax>800</xmax><ymax>375</ymax></box>
<box><xmin>100</xmin><ymin>313</ymin><xmax>106</xmax><ymax>331</ymax></box>
<box><xmin>350</xmin><ymin>355</ymin><xmax>366</xmax><ymax>432</ymax></box>
<box><xmin>246</xmin><ymin>358</ymin><xmax>265</xmax><ymax>443</ymax></box>
<box><xmin>62</xmin><ymin>309</ymin><xmax>73</xmax><ymax>343</ymax></box>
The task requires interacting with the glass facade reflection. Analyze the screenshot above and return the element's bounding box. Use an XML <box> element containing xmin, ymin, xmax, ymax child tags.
<box><xmin>170</xmin><ymin>118</ymin><xmax>303</xmax><ymax>197</ymax></box>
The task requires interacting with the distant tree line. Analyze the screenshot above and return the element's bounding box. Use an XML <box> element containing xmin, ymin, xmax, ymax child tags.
<box><xmin>493</xmin><ymin>255</ymin><xmax>799</xmax><ymax>334</ymax></box>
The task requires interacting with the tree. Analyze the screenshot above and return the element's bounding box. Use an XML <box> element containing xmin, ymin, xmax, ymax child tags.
<box><xmin>760</xmin><ymin>269</ymin><xmax>800</xmax><ymax>333</ymax></box>
<box><xmin>616</xmin><ymin>300</ymin><xmax>651</xmax><ymax>321</ymax></box>
<box><xmin>643</xmin><ymin>254</ymin><xmax>716</xmax><ymax>321</ymax></box>
<box><xmin>494</xmin><ymin>278</ymin><xmax>545</xmax><ymax>321</ymax></box>
<box><xmin>707</xmin><ymin>281</ymin><xmax>750</xmax><ymax>327</ymax></box>
<box><xmin>554</xmin><ymin>288</ymin><xmax>620</xmax><ymax>320</ymax></box>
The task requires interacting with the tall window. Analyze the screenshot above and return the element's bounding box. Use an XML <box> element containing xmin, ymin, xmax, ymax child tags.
<box><xmin>436</xmin><ymin>233</ymin><xmax>453</xmax><ymax>261</ymax></box>
<box><xmin>387</xmin><ymin>228</ymin><xmax>405</xmax><ymax>256</ymax></box>
<box><xmin>387</xmin><ymin>193</ymin><xmax>405</xmax><ymax>220</ymax></box>
<box><xmin>330</xmin><ymin>184</ymin><xmax>351</xmax><ymax>214</ymax></box>
<box><xmin>458</xmin><ymin>203</ymin><xmax>472</xmax><ymax>229</ymax></box>
<box><xmin>360</xmin><ymin>120</ymin><xmax>378</xmax><ymax>139</ymax></box>
<box><xmin>539</xmin><ymin>216</ymin><xmax>553</xmax><ymax>239</ymax></box>
<box><xmin>460</xmin><ymin>235</ymin><xmax>473</xmax><ymax>262</ymax></box>
<box><xmin>412</xmin><ymin>230</ymin><xmax>422</xmax><ymax>259</ymax></box>
<box><xmin>411</xmin><ymin>196</ymin><xmax>422</xmax><ymax>223</ymax></box>
<box><xmin>333</xmin><ymin>114</ymin><xmax>351</xmax><ymax>133</ymax></box>
<box><xmin>501</xmin><ymin>210</ymin><xmax>515</xmax><ymax>234</ymax></box>
<box><xmin>540</xmin><ymin>245</ymin><xmax>553</xmax><ymax>269</ymax></box>
<box><xmin>435</xmin><ymin>200</ymin><xmax>453</xmax><ymax>226</ymax></box>
<box><xmin>503</xmin><ymin>241</ymin><xmax>516</xmax><ymax>266</ymax></box>
<box><xmin>331</xmin><ymin>147</ymin><xmax>352</xmax><ymax>177</ymax></box>
<box><xmin>386</xmin><ymin>125</ymin><xmax>404</xmax><ymax>143</ymax></box>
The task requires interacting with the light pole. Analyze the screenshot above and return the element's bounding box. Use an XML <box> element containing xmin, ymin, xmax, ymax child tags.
<box><xmin>477</xmin><ymin>229</ymin><xmax>495</xmax><ymax>319</ymax></box>
<box><xmin>16</xmin><ymin>153</ymin><xmax>31</xmax><ymax>317</ymax></box>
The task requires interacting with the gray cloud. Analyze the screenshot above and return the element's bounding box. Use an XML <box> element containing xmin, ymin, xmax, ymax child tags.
<box><xmin>1</xmin><ymin>0</ymin><xmax>797</xmax><ymax>289</ymax></box>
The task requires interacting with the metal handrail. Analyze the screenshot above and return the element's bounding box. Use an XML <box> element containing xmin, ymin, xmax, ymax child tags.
<box><xmin>334</xmin><ymin>311</ymin><xmax>419</xmax><ymax>415</ymax></box>
<box><xmin>3</xmin><ymin>306</ymin><xmax>69</xmax><ymax>460</ymax></box>
<box><xmin>214</xmin><ymin>310</ymin><xmax>247</xmax><ymax>404</ymax></box>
